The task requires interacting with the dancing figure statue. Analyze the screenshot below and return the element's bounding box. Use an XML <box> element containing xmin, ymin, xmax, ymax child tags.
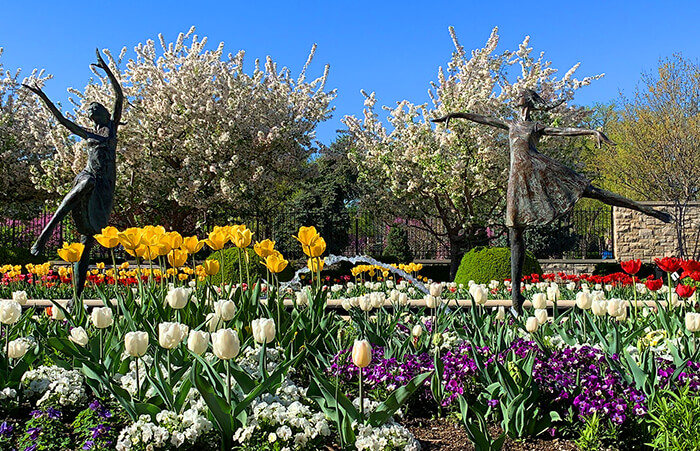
<box><xmin>23</xmin><ymin>50</ymin><xmax>123</xmax><ymax>299</ymax></box>
<box><xmin>433</xmin><ymin>89</ymin><xmax>672</xmax><ymax>314</ymax></box>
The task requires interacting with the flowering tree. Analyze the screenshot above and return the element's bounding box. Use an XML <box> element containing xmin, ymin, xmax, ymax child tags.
<box><xmin>26</xmin><ymin>28</ymin><xmax>335</xmax><ymax>232</ymax></box>
<box><xmin>592</xmin><ymin>54</ymin><xmax>700</xmax><ymax>259</ymax></box>
<box><xmin>344</xmin><ymin>27</ymin><xmax>601</xmax><ymax>276</ymax></box>
<box><xmin>0</xmin><ymin>49</ymin><xmax>58</xmax><ymax>218</ymax></box>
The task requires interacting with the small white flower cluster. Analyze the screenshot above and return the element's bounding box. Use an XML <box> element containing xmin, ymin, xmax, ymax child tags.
<box><xmin>354</xmin><ymin>420</ymin><xmax>421</xmax><ymax>451</ymax></box>
<box><xmin>233</xmin><ymin>378</ymin><xmax>331</xmax><ymax>450</ymax></box>
<box><xmin>237</xmin><ymin>344</ymin><xmax>285</xmax><ymax>378</ymax></box>
<box><xmin>0</xmin><ymin>387</ymin><xmax>17</xmax><ymax>401</ymax></box>
<box><xmin>115</xmin><ymin>414</ymin><xmax>170</xmax><ymax>451</ymax></box>
<box><xmin>21</xmin><ymin>365</ymin><xmax>87</xmax><ymax>407</ymax></box>
<box><xmin>116</xmin><ymin>389</ymin><xmax>213</xmax><ymax>450</ymax></box>
<box><xmin>115</xmin><ymin>355</ymin><xmax>154</xmax><ymax>397</ymax></box>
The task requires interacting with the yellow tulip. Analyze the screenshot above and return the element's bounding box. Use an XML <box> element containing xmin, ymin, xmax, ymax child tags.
<box><xmin>254</xmin><ymin>239</ymin><xmax>276</xmax><ymax>258</ymax></box>
<box><xmin>118</xmin><ymin>227</ymin><xmax>144</xmax><ymax>251</ymax></box>
<box><xmin>307</xmin><ymin>257</ymin><xmax>325</xmax><ymax>272</ymax></box>
<box><xmin>181</xmin><ymin>236</ymin><xmax>205</xmax><ymax>254</ymax></box>
<box><xmin>231</xmin><ymin>225</ymin><xmax>253</xmax><ymax>248</ymax></box>
<box><xmin>204</xmin><ymin>230</ymin><xmax>228</xmax><ymax>251</ymax></box>
<box><xmin>167</xmin><ymin>249</ymin><xmax>189</xmax><ymax>268</ymax></box>
<box><xmin>203</xmin><ymin>260</ymin><xmax>220</xmax><ymax>276</ymax></box>
<box><xmin>294</xmin><ymin>226</ymin><xmax>320</xmax><ymax>247</ymax></box>
<box><xmin>125</xmin><ymin>244</ymin><xmax>148</xmax><ymax>259</ymax></box>
<box><xmin>57</xmin><ymin>242</ymin><xmax>85</xmax><ymax>263</ymax></box>
<box><xmin>94</xmin><ymin>226</ymin><xmax>120</xmax><ymax>248</ymax></box>
<box><xmin>141</xmin><ymin>225</ymin><xmax>166</xmax><ymax>246</ymax></box>
<box><xmin>304</xmin><ymin>235</ymin><xmax>326</xmax><ymax>258</ymax></box>
<box><xmin>165</xmin><ymin>231</ymin><xmax>183</xmax><ymax>250</ymax></box>
<box><xmin>264</xmin><ymin>252</ymin><xmax>288</xmax><ymax>274</ymax></box>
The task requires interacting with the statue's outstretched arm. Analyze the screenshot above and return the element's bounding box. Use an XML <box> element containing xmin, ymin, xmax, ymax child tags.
<box><xmin>542</xmin><ymin>126</ymin><xmax>616</xmax><ymax>147</ymax></box>
<box><xmin>91</xmin><ymin>49</ymin><xmax>124</xmax><ymax>127</ymax></box>
<box><xmin>22</xmin><ymin>82</ymin><xmax>89</xmax><ymax>139</ymax></box>
<box><xmin>432</xmin><ymin>112</ymin><xmax>508</xmax><ymax>130</ymax></box>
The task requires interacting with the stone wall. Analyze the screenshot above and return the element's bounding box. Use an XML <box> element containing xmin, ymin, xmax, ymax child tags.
<box><xmin>613</xmin><ymin>202</ymin><xmax>700</xmax><ymax>261</ymax></box>
<box><xmin>538</xmin><ymin>259</ymin><xmax>603</xmax><ymax>274</ymax></box>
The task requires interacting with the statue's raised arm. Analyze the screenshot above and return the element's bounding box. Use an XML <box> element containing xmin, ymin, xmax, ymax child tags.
<box><xmin>91</xmin><ymin>49</ymin><xmax>123</xmax><ymax>128</ymax></box>
<box><xmin>432</xmin><ymin>112</ymin><xmax>508</xmax><ymax>130</ymax></box>
<box><xmin>22</xmin><ymin>81</ymin><xmax>89</xmax><ymax>139</ymax></box>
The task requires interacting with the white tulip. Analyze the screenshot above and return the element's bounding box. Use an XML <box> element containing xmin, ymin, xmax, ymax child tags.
<box><xmin>469</xmin><ymin>285</ymin><xmax>488</xmax><ymax>305</ymax></box>
<box><xmin>50</xmin><ymin>302</ymin><xmax>66</xmax><ymax>321</ymax></box>
<box><xmin>411</xmin><ymin>325</ymin><xmax>423</xmax><ymax>337</ymax></box>
<box><xmin>424</xmin><ymin>294</ymin><xmax>439</xmax><ymax>309</ymax></box>
<box><xmin>211</xmin><ymin>328</ymin><xmax>240</xmax><ymax>360</ymax></box>
<box><xmin>525</xmin><ymin>316</ymin><xmax>539</xmax><ymax>333</ymax></box>
<box><xmin>12</xmin><ymin>291</ymin><xmax>27</xmax><ymax>306</ymax></box>
<box><xmin>591</xmin><ymin>300</ymin><xmax>608</xmax><ymax>316</ymax></box>
<box><xmin>607</xmin><ymin>299</ymin><xmax>625</xmax><ymax>317</ymax></box>
<box><xmin>296</xmin><ymin>290</ymin><xmax>308</xmax><ymax>306</ymax></box>
<box><xmin>7</xmin><ymin>339</ymin><xmax>28</xmax><ymax>359</ymax></box>
<box><xmin>591</xmin><ymin>290</ymin><xmax>606</xmax><ymax>302</ymax></box>
<box><xmin>165</xmin><ymin>287</ymin><xmax>190</xmax><ymax>309</ymax></box>
<box><xmin>495</xmin><ymin>306</ymin><xmax>506</xmax><ymax>320</ymax></box>
<box><xmin>686</xmin><ymin>312</ymin><xmax>700</xmax><ymax>332</ymax></box>
<box><xmin>389</xmin><ymin>289</ymin><xmax>400</xmax><ymax>303</ymax></box>
<box><xmin>91</xmin><ymin>307</ymin><xmax>113</xmax><ymax>329</ymax></box>
<box><xmin>341</xmin><ymin>298</ymin><xmax>353</xmax><ymax>311</ymax></box>
<box><xmin>546</xmin><ymin>285</ymin><xmax>559</xmax><ymax>302</ymax></box>
<box><xmin>125</xmin><ymin>331</ymin><xmax>149</xmax><ymax>357</ymax></box>
<box><xmin>214</xmin><ymin>299</ymin><xmax>236</xmax><ymax>321</ymax></box>
<box><xmin>0</xmin><ymin>301</ymin><xmax>22</xmax><ymax>325</ymax></box>
<box><xmin>386</xmin><ymin>280</ymin><xmax>394</xmax><ymax>289</ymax></box>
<box><xmin>352</xmin><ymin>339</ymin><xmax>372</xmax><ymax>368</ymax></box>
<box><xmin>251</xmin><ymin>318</ymin><xmax>276</xmax><ymax>344</ymax></box>
<box><xmin>206</xmin><ymin>313</ymin><xmax>224</xmax><ymax>332</ymax></box>
<box><xmin>370</xmin><ymin>292</ymin><xmax>385</xmax><ymax>309</ymax></box>
<box><xmin>69</xmin><ymin>327</ymin><xmax>89</xmax><ymax>347</ymax></box>
<box><xmin>187</xmin><ymin>330</ymin><xmax>210</xmax><ymax>355</ymax></box>
<box><xmin>535</xmin><ymin>309</ymin><xmax>548</xmax><ymax>325</ymax></box>
<box><xmin>566</xmin><ymin>282</ymin><xmax>576</xmax><ymax>291</ymax></box>
<box><xmin>576</xmin><ymin>291</ymin><xmax>592</xmax><ymax>310</ymax></box>
<box><xmin>359</xmin><ymin>295</ymin><xmax>373</xmax><ymax>312</ymax></box>
<box><xmin>158</xmin><ymin>322</ymin><xmax>189</xmax><ymax>349</ymax></box>
<box><xmin>532</xmin><ymin>293</ymin><xmax>547</xmax><ymax>310</ymax></box>
<box><xmin>398</xmin><ymin>293</ymin><xmax>409</xmax><ymax>306</ymax></box>
<box><xmin>429</xmin><ymin>283</ymin><xmax>443</xmax><ymax>297</ymax></box>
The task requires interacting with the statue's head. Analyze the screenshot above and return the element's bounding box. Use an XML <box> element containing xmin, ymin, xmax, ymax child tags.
<box><xmin>517</xmin><ymin>89</ymin><xmax>547</xmax><ymax>110</ymax></box>
<box><xmin>87</xmin><ymin>102</ymin><xmax>110</xmax><ymax>126</ymax></box>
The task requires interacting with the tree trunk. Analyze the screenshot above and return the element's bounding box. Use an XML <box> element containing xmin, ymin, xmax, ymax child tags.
<box><xmin>449</xmin><ymin>238</ymin><xmax>463</xmax><ymax>281</ymax></box>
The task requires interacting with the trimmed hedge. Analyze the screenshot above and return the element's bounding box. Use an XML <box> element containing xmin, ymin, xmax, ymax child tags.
<box><xmin>454</xmin><ymin>246</ymin><xmax>542</xmax><ymax>285</ymax></box>
<box><xmin>0</xmin><ymin>246</ymin><xmax>47</xmax><ymax>265</ymax></box>
<box><xmin>205</xmin><ymin>247</ymin><xmax>295</xmax><ymax>285</ymax></box>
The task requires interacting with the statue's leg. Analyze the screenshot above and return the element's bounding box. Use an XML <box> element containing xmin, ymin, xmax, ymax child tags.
<box><xmin>73</xmin><ymin>234</ymin><xmax>95</xmax><ymax>305</ymax></box>
<box><xmin>510</xmin><ymin>226</ymin><xmax>526</xmax><ymax>316</ymax></box>
<box><xmin>584</xmin><ymin>186</ymin><xmax>672</xmax><ymax>223</ymax></box>
<box><xmin>31</xmin><ymin>178</ymin><xmax>92</xmax><ymax>255</ymax></box>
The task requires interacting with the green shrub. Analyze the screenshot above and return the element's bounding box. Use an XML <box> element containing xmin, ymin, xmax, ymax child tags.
<box><xmin>206</xmin><ymin>247</ymin><xmax>296</xmax><ymax>285</ymax></box>
<box><xmin>0</xmin><ymin>246</ymin><xmax>47</xmax><ymax>265</ymax></box>
<box><xmin>454</xmin><ymin>246</ymin><xmax>541</xmax><ymax>285</ymax></box>
<box><xmin>382</xmin><ymin>225</ymin><xmax>413</xmax><ymax>264</ymax></box>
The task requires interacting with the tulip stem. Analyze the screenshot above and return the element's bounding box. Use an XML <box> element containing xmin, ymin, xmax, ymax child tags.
<box><xmin>99</xmin><ymin>329</ymin><xmax>103</xmax><ymax>364</ymax></box>
<box><xmin>668</xmin><ymin>272</ymin><xmax>673</xmax><ymax>311</ymax></box>
<box><xmin>632</xmin><ymin>275</ymin><xmax>638</xmax><ymax>318</ymax></box>
<box><xmin>4</xmin><ymin>325</ymin><xmax>9</xmax><ymax>375</ymax></box>
<box><xmin>135</xmin><ymin>357</ymin><xmax>140</xmax><ymax>400</ymax></box>
<box><xmin>226</xmin><ymin>360</ymin><xmax>231</xmax><ymax>405</ymax></box>
<box><xmin>237</xmin><ymin>248</ymin><xmax>243</xmax><ymax>289</ymax></box>
<box><xmin>167</xmin><ymin>351</ymin><xmax>172</xmax><ymax>388</ymax></box>
<box><xmin>359</xmin><ymin>367</ymin><xmax>364</xmax><ymax>424</ymax></box>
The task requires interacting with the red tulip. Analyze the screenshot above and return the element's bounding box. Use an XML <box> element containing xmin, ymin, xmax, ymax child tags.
<box><xmin>676</xmin><ymin>284</ymin><xmax>696</xmax><ymax>299</ymax></box>
<box><xmin>620</xmin><ymin>259</ymin><xmax>642</xmax><ymax>275</ymax></box>
<box><xmin>655</xmin><ymin>257</ymin><xmax>682</xmax><ymax>273</ymax></box>
<box><xmin>645</xmin><ymin>278</ymin><xmax>663</xmax><ymax>291</ymax></box>
<box><xmin>681</xmin><ymin>259</ymin><xmax>700</xmax><ymax>273</ymax></box>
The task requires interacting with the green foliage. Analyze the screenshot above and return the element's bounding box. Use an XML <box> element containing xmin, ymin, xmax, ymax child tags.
<box><xmin>647</xmin><ymin>385</ymin><xmax>700</xmax><ymax>450</ymax></box>
<box><xmin>382</xmin><ymin>225</ymin><xmax>413</xmax><ymax>264</ymax></box>
<box><xmin>71</xmin><ymin>400</ymin><xmax>125</xmax><ymax>451</ymax></box>
<box><xmin>206</xmin><ymin>247</ymin><xmax>266</xmax><ymax>286</ymax></box>
<box><xmin>524</xmin><ymin>223</ymin><xmax>579</xmax><ymax>259</ymax></box>
<box><xmin>0</xmin><ymin>246</ymin><xmax>47</xmax><ymax>265</ymax></box>
<box><xmin>454</xmin><ymin>246</ymin><xmax>541</xmax><ymax>285</ymax></box>
<box><xmin>16</xmin><ymin>408</ymin><xmax>73</xmax><ymax>451</ymax></box>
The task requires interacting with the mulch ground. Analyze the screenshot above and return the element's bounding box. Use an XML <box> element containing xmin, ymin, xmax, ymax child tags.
<box><xmin>403</xmin><ymin>417</ymin><xmax>582</xmax><ymax>451</ymax></box>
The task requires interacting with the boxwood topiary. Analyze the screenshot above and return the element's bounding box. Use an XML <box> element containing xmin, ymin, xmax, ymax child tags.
<box><xmin>454</xmin><ymin>246</ymin><xmax>542</xmax><ymax>285</ymax></box>
<box><xmin>206</xmin><ymin>247</ymin><xmax>296</xmax><ymax>285</ymax></box>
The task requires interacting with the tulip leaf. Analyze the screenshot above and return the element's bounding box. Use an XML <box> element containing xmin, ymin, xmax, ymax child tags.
<box><xmin>193</xmin><ymin>363</ymin><xmax>234</xmax><ymax>450</ymax></box>
<box><xmin>368</xmin><ymin>371</ymin><xmax>432</xmax><ymax>427</ymax></box>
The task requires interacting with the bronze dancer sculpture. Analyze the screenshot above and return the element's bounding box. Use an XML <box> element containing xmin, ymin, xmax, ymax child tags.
<box><xmin>23</xmin><ymin>50</ymin><xmax>123</xmax><ymax>301</ymax></box>
<box><xmin>433</xmin><ymin>89</ymin><xmax>672</xmax><ymax>314</ymax></box>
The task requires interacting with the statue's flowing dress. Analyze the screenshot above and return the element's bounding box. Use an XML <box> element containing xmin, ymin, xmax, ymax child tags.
<box><xmin>505</xmin><ymin>120</ymin><xmax>590</xmax><ymax>228</ymax></box>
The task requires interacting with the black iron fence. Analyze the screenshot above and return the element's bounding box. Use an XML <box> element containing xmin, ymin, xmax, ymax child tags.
<box><xmin>0</xmin><ymin>207</ymin><xmax>613</xmax><ymax>261</ymax></box>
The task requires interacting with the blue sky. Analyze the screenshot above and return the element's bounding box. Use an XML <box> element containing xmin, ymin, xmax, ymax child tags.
<box><xmin>2</xmin><ymin>0</ymin><xmax>698</xmax><ymax>146</ymax></box>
